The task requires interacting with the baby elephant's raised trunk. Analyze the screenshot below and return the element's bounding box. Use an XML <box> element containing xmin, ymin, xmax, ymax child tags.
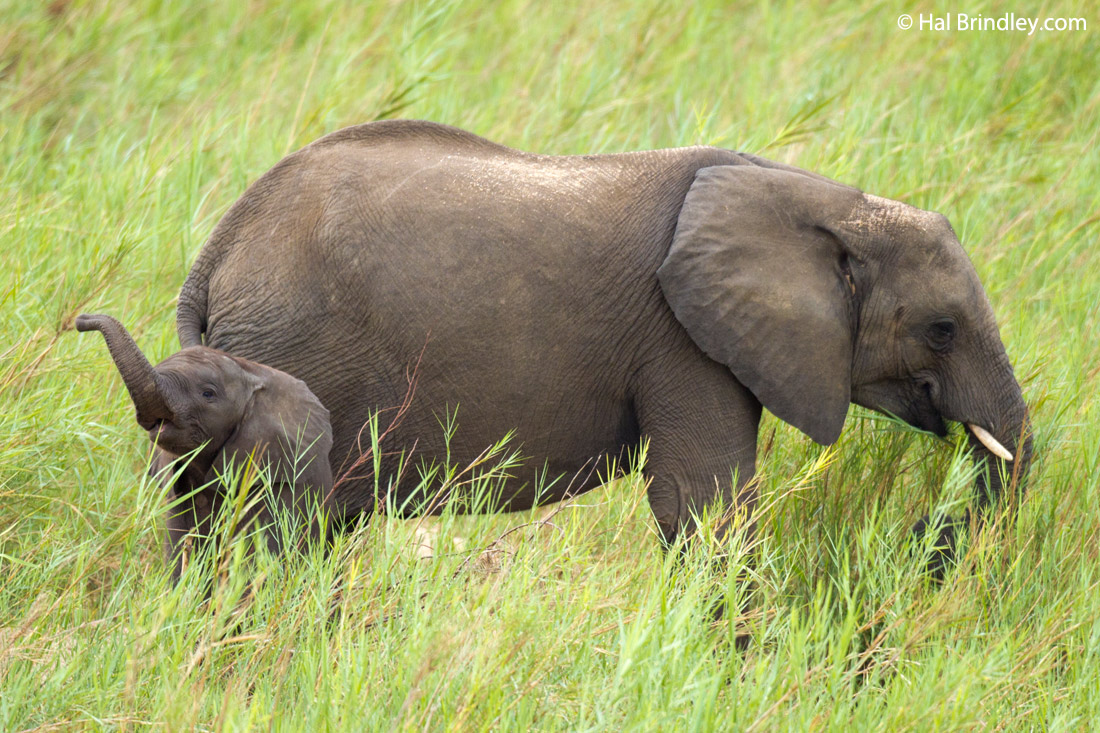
<box><xmin>75</xmin><ymin>314</ymin><xmax>172</xmax><ymax>429</ymax></box>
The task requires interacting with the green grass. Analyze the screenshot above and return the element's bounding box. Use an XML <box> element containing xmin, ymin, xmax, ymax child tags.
<box><xmin>2</xmin><ymin>0</ymin><xmax>1099</xmax><ymax>729</ymax></box>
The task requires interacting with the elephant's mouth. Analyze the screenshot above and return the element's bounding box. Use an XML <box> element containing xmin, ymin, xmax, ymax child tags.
<box><xmin>909</xmin><ymin>379</ymin><xmax>949</xmax><ymax>437</ymax></box>
<box><xmin>149</xmin><ymin>420</ymin><xmax>189</xmax><ymax>454</ymax></box>
<box><xmin>148</xmin><ymin>416</ymin><xmax>215</xmax><ymax>460</ymax></box>
<box><xmin>914</xmin><ymin>409</ymin><xmax>949</xmax><ymax>438</ymax></box>
<box><xmin>148</xmin><ymin>419</ymin><xmax>171</xmax><ymax>443</ymax></box>
<box><xmin>912</xmin><ymin>385</ymin><xmax>949</xmax><ymax>437</ymax></box>
<box><xmin>852</xmin><ymin>379</ymin><xmax>949</xmax><ymax>437</ymax></box>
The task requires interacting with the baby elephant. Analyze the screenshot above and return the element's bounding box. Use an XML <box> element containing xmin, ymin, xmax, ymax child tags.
<box><xmin>76</xmin><ymin>314</ymin><xmax>333</xmax><ymax>580</ymax></box>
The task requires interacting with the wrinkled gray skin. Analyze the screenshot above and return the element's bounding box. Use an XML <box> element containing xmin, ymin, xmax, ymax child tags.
<box><xmin>76</xmin><ymin>314</ymin><xmax>332</xmax><ymax>579</ymax></box>
<box><xmin>176</xmin><ymin>120</ymin><xmax>1032</xmax><ymax>571</ymax></box>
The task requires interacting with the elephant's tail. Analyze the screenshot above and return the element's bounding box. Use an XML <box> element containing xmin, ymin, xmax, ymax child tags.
<box><xmin>177</xmin><ymin>255</ymin><xmax>212</xmax><ymax>348</ymax></box>
<box><xmin>176</xmin><ymin>271</ymin><xmax>207</xmax><ymax>348</ymax></box>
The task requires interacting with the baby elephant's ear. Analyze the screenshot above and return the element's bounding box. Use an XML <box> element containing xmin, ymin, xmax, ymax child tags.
<box><xmin>220</xmin><ymin>361</ymin><xmax>333</xmax><ymax>494</ymax></box>
<box><xmin>658</xmin><ymin>164</ymin><xmax>866</xmax><ymax>445</ymax></box>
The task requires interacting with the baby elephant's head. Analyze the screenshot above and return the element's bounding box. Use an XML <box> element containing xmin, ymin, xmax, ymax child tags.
<box><xmin>141</xmin><ymin>347</ymin><xmax>260</xmax><ymax>458</ymax></box>
<box><xmin>75</xmin><ymin>314</ymin><xmax>331</xmax><ymax>474</ymax></box>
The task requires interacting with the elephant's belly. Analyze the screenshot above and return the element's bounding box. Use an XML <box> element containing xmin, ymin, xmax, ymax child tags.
<box><xmin>325</xmin><ymin>371</ymin><xmax>640</xmax><ymax>517</ymax></box>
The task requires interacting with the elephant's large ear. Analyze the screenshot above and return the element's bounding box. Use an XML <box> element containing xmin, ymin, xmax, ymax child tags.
<box><xmin>218</xmin><ymin>362</ymin><xmax>333</xmax><ymax>492</ymax></box>
<box><xmin>658</xmin><ymin>165</ymin><xmax>867</xmax><ymax>445</ymax></box>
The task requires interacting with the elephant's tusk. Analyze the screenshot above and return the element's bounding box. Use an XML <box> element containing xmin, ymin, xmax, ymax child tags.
<box><xmin>967</xmin><ymin>423</ymin><xmax>1014</xmax><ymax>461</ymax></box>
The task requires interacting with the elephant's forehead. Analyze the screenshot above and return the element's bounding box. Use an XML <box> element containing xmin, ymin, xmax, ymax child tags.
<box><xmin>855</xmin><ymin>195</ymin><xmax>972</xmax><ymax>268</ymax></box>
<box><xmin>857</xmin><ymin>194</ymin><xmax>950</xmax><ymax>236</ymax></box>
<box><xmin>159</xmin><ymin>348</ymin><xmax>236</xmax><ymax>381</ymax></box>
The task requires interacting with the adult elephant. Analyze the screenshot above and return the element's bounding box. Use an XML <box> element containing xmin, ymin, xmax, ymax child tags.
<box><xmin>177</xmin><ymin>120</ymin><xmax>1031</xmax><ymax>560</ymax></box>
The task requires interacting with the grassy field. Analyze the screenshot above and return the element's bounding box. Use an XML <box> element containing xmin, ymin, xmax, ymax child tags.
<box><xmin>2</xmin><ymin>0</ymin><xmax>1099</xmax><ymax>729</ymax></box>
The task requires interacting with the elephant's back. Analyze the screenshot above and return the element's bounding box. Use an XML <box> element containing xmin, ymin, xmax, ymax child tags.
<box><xmin>304</xmin><ymin>119</ymin><xmax>520</xmax><ymax>157</ymax></box>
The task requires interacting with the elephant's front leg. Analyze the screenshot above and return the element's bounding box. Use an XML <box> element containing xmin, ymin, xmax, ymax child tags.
<box><xmin>164</xmin><ymin>483</ymin><xmax>220</xmax><ymax>583</ymax></box>
<box><xmin>151</xmin><ymin>451</ymin><xmax>219</xmax><ymax>583</ymax></box>
<box><xmin>635</xmin><ymin>356</ymin><xmax>762</xmax><ymax>549</ymax></box>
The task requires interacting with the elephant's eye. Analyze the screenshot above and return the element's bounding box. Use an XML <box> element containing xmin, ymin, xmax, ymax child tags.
<box><xmin>927</xmin><ymin>319</ymin><xmax>957</xmax><ymax>351</ymax></box>
<box><xmin>839</xmin><ymin>252</ymin><xmax>856</xmax><ymax>295</ymax></box>
<box><xmin>201</xmin><ymin>389</ymin><xmax>216</xmax><ymax>400</ymax></box>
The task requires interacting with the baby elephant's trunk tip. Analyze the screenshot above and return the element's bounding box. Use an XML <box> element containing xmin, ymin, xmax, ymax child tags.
<box><xmin>74</xmin><ymin>313</ymin><xmax>98</xmax><ymax>332</ymax></box>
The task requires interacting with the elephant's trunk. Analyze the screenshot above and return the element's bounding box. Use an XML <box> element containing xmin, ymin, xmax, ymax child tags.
<box><xmin>76</xmin><ymin>314</ymin><xmax>172</xmax><ymax>430</ymax></box>
<box><xmin>968</xmin><ymin>396</ymin><xmax>1033</xmax><ymax>514</ymax></box>
<box><xmin>952</xmin><ymin>333</ymin><xmax>1033</xmax><ymax>512</ymax></box>
<box><xmin>918</xmin><ymin>382</ymin><xmax>1032</xmax><ymax>579</ymax></box>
